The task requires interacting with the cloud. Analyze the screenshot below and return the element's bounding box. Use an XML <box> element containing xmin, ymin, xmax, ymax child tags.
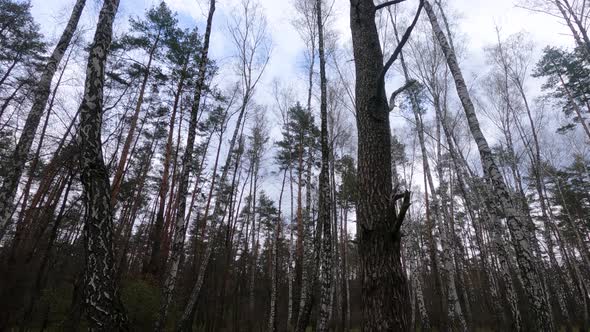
<box><xmin>25</xmin><ymin>0</ymin><xmax>583</xmax><ymax>216</ymax></box>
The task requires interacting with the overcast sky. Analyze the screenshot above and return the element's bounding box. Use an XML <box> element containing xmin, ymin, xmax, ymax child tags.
<box><xmin>26</xmin><ymin>0</ymin><xmax>582</xmax><ymax>209</ymax></box>
<box><xmin>30</xmin><ymin>0</ymin><xmax>574</xmax><ymax>97</ymax></box>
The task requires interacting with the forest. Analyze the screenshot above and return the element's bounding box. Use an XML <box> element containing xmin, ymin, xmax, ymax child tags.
<box><xmin>0</xmin><ymin>0</ymin><xmax>589</xmax><ymax>330</ymax></box>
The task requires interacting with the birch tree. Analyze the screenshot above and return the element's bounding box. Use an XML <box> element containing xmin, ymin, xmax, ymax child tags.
<box><xmin>316</xmin><ymin>0</ymin><xmax>333</xmax><ymax>330</ymax></box>
<box><xmin>0</xmin><ymin>0</ymin><xmax>86</xmax><ymax>240</ymax></box>
<box><xmin>77</xmin><ymin>0</ymin><xmax>129</xmax><ymax>329</ymax></box>
<box><xmin>424</xmin><ymin>1</ymin><xmax>554</xmax><ymax>329</ymax></box>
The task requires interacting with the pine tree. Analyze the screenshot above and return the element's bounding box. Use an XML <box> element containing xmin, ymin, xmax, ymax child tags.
<box><xmin>0</xmin><ymin>0</ymin><xmax>84</xmax><ymax>240</ymax></box>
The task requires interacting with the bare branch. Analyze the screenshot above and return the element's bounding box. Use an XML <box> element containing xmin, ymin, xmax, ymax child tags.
<box><xmin>379</xmin><ymin>0</ymin><xmax>424</xmax><ymax>86</ymax></box>
<box><xmin>389</xmin><ymin>79</ymin><xmax>416</xmax><ymax>111</ymax></box>
<box><xmin>375</xmin><ymin>0</ymin><xmax>409</xmax><ymax>11</ymax></box>
<box><xmin>393</xmin><ymin>191</ymin><xmax>411</xmax><ymax>233</ymax></box>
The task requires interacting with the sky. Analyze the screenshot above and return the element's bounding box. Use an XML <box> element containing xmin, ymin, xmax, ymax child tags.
<box><xmin>27</xmin><ymin>0</ymin><xmax>576</xmax><ymax>144</ymax></box>
<box><xmin>25</xmin><ymin>0</ymin><xmax>582</xmax><ymax>218</ymax></box>
<box><xmin>29</xmin><ymin>0</ymin><xmax>574</xmax><ymax>101</ymax></box>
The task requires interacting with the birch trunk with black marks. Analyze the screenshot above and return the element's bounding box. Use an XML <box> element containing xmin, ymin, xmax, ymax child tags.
<box><xmin>77</xmin><ymin>0</ymin><xmax>128</xmax><ymax>330</ymax></box>
<box><xmin>417</xmin><ymin>107</ymin><xmax>465</xmax><ymax>331</ymax></box>
<box><xmin>435</xmin><ymin>97</ymin><xmax>516</xmax><ymax>329</ymax></box>
<box><xmin>397</xmin><ymin>43</ymin><xmax>466</xmax><ymax>329</ymax></box>
<box><xmin>248</xmin><ymin>151</ymin><xmax>260</xmax><ymax>330</ymax></box>
<box><xmin>317</xmin><ymin>0</ymin><xmax>333</xmax><ymax>329</ymax></box>
<box><xmin>296</xmin><ymin>160</ymin><xmax>322</xmax><ymax>331</ymax></box>
<box><xmin>0</xmin><ymin>0</ymin><xmax>86</xmax><ymax>240</ymax></box>
<box><xmin>509</xmin><ymin>50</ymin><xmax>573</xmax><ymax>321</ymax></box>
<box><xmin>154</xmin><ymin>1</ymin><xmax>215</xmax><ymax>330</ymax></box>
<box><xmin>413</xmin><ymin>250</ymin><xmax>430</xmax><ymax>330</ymax></box>
<box><xmin>424</xmin><ymin>1</ymin><xmax>553</xmax><ymax>329</ymax></box>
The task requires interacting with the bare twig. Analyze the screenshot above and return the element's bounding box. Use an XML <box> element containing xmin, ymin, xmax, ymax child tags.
<box><xmin>389</xmin><ymin>79</ymin><xmax>416</xmax><ymax>111</ymax></box>
<box><xmin>375</xmin><ymin>0</ymin><xmax>409</xmax><ymax>11</ymax></box>
<box><xmin>379</xmin><ymin>0</ymin><xmax>424</xmax><ymax>86</ymax></box>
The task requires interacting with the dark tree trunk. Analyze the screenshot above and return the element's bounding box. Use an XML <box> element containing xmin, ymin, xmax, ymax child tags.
<box><xmin>348</xmin><ymin>0</ymin><xmax>414</xmax><ymax>330</ymax></box>
<box><xmin>145</xmin><ymin>65</ymin><xmax>187</xmax><ymax>278</ymax></box>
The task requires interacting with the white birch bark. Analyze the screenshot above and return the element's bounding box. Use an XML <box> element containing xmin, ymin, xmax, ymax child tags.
<box><xmin>77</xmin><ymin>0</ymin><xmax>128</xmax><ymax>329</ymax></box>
<box><xmin>316</xmin><ymin>0</ymin><xmax>333</xmax><ymax>330</ymax></box>
<box><xmin>424</xmin><ymin>2</ymin><xmax>554</xmax><ymax>329</ymax></box>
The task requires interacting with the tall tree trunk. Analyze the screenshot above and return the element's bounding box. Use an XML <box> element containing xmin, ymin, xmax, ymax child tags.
<box><xmin>296</xmin><ymin>159</ymin><xmax>322</xmax><ymax>332</ymax></box>
<box><xmin>176</xmin><ymin>2</ymin><xmax>271</xmax><ymax>325</ymax></box>
<box><xmin>144</xmin><ymin>66</ymin><xmax>186</xmax><ymax>278</ymax></box>
<box><xmin>19</xmin><ymin>173</ymin><xmax>74</xmax><ymax>331</ymax></box>
<box><xmin>175</xmin><ymin>82</ymin><xmax>252</xmax><ymax>332</ymax></box>
<box><xmin>0</xmin><ymin>0</ymin><xmax>86</xmax><ymax>240</ymax></box>
<box><xmin>154</xmin><ymin>2</ymin><xmax>215</xmax><ymax>330</ymax></box>
<box><xmin>10</xmin><ymin>46</ymin><xmax>72</xmax><ymax>259</ymax></box>
<box><xmin>110</xmin><ymin>31</ymin><xmax>160</xmax><ymax>206</ymax></box>
<box><xmin>268</xmin><ymin>167</ymin><xmax>288</xmax><ymax>332</ymax></box>
<box><xmin>247</xmin><ymin>157</ymin><xmax>260</xmax><ymax>330</ymax></box>
<box><xmin>560</xmin><ymin>0</ymin><xmax>590</xmax><ymax>58</ymax></box>
<box><xmin>348</xmin><ymin>0</ymin><xmax>413</xmax><ymax>329</ymax></box>
<box><xmin>390</xmin><ymin>16</ymin><xmax>446</xmax><ymax>321</ymax></box>
<box><xmin>77</xmin><ymin>0</ymin><xmax>128</xmax><ymax>330</ymax></box>
<box><xmin>424</xmin><ymin>2</ymin><xmax>554</xmax><ymax>329</ymax></box>
<box><xmin>317</xmin><ymin>0</ymin><xmax>333</xmax><ymax>330</ymax></box>
<box><xmin>437</xmin><ymin>100</ymin><xmax>511</xmax><ymax>328</ymax></box>
<box><xmin>288</xmin><ymin>161</ymin><xmax>295</xmax><ymax>329</ymax></box>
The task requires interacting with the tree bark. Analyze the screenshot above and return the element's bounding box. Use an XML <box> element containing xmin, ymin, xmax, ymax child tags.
<box><xmin>77</xmin><ymin>0</ymin><xmax>128</xmax><ymax>330</ymax></box>
<box><xmin>268</xmin><ymin>167</ymin><xmax>288</xmax><ymax>332</ymax></box>
<box><xmin>317</xmin><ymin>0</ymin><xmax>333</xmax><ymax>330</ymax></box>
<box><xmin>348</xmin><ymin>0</ymin><xmax>413</xmax><ymax>330</ymax></box>
<box><xmin>424</xmin><ymin>2</ymin><xmax>554</xmax><ymax>329</ymax></box>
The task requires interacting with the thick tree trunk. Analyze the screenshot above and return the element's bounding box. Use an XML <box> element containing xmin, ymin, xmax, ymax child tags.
<box><xmin>0</xmin><ymin>0</ymin><xmax>86</xmax><ymax>240</ymax></box>
<box><xmin>424</xmin><ymin>2</ymin><xmax>554</xmax><ymax>329</ymax></box>
<box><xmin>77</xmin><ymin>0</ymin><xmax>128</xmax><ymax>330</ymax></box>
<box><xmin>349</xmin><ymin>0</ymin><xmax>412</xmax><ymax>330</ymax></box>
